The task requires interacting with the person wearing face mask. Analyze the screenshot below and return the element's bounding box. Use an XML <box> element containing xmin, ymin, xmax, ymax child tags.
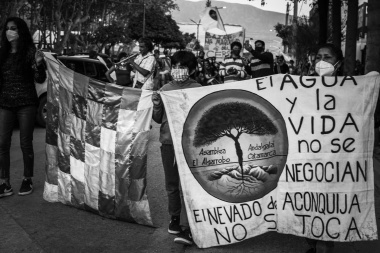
<box><xmin>152</xmin><ymin>51</ymin><xmax>201</xmax><ymax>246</ymax></box>
<box><xmin>218</xmin><ymin>41</ymin><xmax>247</xmax><ymax>83</ymax></box>
<box><xmin>105</xmin><ymin>52</ymin><xmax>134</xmax><ymax>87</ymax></box>
<box><xmin>314</xmin><ymin>43</ymin><xmax>343</xmax><ymax>77</ymax></box>
<box><xmin>244</xmin><ymin>40</ymin><xmax>274</xmax><ymax>78</ymax></box>
<box><xmin>304</xmin><ymin>43</ymin><xmax>343</xmax><ymax>253</ymax></box>
<box><xmin>273</xmin><ymin>55</ymin><xmax>290</xmax><ymax>74</ymax></box>
<box><xmin>0</xmin><ymin>17</ymin><xmax>46</xmax><ymax>198</ymax></box>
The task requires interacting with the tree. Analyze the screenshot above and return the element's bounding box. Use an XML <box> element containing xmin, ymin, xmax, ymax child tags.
<box><xmin>86</xmin><ymin>22</ymin><xmax>130</xmax><ymax>52</ymax></box>
<box><xmin>365</xmin><ymin>0</ymin><xmax>380</xmax><ymax>74</ymax></box>
<box><xmin>0</xmin><ymin>0</ymin><xmax>28</xmax><ymax>28</ymax></box>
<box><xmin>344</xmin><ymin>0</ymin><xmax>358</xmax><ymax>75</ymax></box>
<box><xmin>127</xmin><ymin>7</ymin><xmax>183</xmax><ymax>46</ymax></box>
<box><xmin>274</xmin><ymin>17</ymin><xmax>318</xmax><ymax>63</ymax></box>
<box><xmin>193</xmin><ymin>102</ymin><xmax>278</xmax><ymax>182</ymax></box>
<box><xmin>331</xmin><ymin>0</ymin><xmax>342</xmax><ymax>47</ymax></box>
<box><xmin>51</xmin><ymin>0</ymin><xmax>94</xmax><ymax>53</ymax></box>
<box><xmin>316</xmin><ymin>0</ymin><xmax>329</xmax><ymax>44</ymax></box>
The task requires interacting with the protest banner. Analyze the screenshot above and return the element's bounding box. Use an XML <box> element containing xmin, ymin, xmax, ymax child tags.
<box><xmin>204</xmin><ymin>28</ymin><xmax>244</xmax><ymax>61</ymax></box>
<box><xmin>42</xmin><ymin>54</ymin><xmax>153</xmax><ymax>226</ymax></box>
<box><xmin>160</xmin><ymin>74</ymin><xmax>379</xmax><ymax>248</ymax></box>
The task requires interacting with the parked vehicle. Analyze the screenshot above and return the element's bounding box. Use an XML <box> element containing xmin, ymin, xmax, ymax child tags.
<box><xmin>35</xmin><ymin>53</ymin><xmax>115</xmax><ymax>127</ymax></box>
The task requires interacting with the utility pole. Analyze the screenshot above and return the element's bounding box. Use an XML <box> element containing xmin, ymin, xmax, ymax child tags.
<box><xmin>285</xmin><ymin>2</ymin><xmax>290</xmax><ymax>26</ymax></box>
<box><xmin>293</xmin><ymin>0</ymin><xmax>298</xmax><ymax>22</ymax></box>
<box><xmin>284</xmin><ymin>2</ymin><xmax>290</xmax><ymax>53</ymax></box>
<box><xmin>190</xmin><ymin>19</ymin><xmax>201</xmax><ymax>42</ymax></box>
<box><xmin>292</xmin><ymin>0</ymin><xmax>298</xmax><ymax>61</ymax></box>
<box><xmin>142</xmin><ymin>0</ymin><xmax>145</xmax><ymax>37</ymax></box>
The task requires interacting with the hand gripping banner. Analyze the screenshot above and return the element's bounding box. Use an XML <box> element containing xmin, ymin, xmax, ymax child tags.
<box><xmin>160</xmin><ymin>74</ymin><xmax>379</xmax><ymax>248</ymax></box>
<box><xmin>43</xmin><ymin>54</ymin><xmax>153</xmax><ymax>226</ymax></box>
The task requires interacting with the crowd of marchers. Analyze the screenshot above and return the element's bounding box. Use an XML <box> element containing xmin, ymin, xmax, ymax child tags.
<box><xmin>0</xmin><ymin>16</ymin><xmax>368</xmax><ymax>253</ymax></box>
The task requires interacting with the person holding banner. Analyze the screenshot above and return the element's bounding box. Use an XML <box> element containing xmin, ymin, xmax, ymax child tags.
<box><xmin>219</xmin><ymin>41</ymin><xmax>247</xmax><ymax>83</ymax></box>
<box><xmin>244</xmin><ymin>40</ymin><xmax>274</xmax><ymax>78</ymax></box>
<box><xmin>152</xmin><ymin>51</ymin><xmax>202</xmax><ymax>246</ymax></box>
<box><xmin>305</xmin><ymin>43</ymin><xmax>343</xmax><ymax>253</ymax></box>
<box><xmin>314</xmin><ymin>43</ymin><xmax>343</xmax><ymax>77</ymax></box>
<box><xmin>127</xmin><ymin>38</ymin><xmax>156</xmax><ymax>90</ymax></box>
<box><xmin>0</xmin><ymin>17</ymin><xmax>46</xmax><ymax>198</ymax></box>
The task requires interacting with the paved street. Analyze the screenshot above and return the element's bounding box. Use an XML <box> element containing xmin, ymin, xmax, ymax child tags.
<box><xmin>1</xmin><ymin>122</ymin><xmax>380</xmax><ymax>252</ymax></box>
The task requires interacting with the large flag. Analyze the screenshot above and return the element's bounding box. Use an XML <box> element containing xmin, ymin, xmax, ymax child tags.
<box><xmin>43</xmin><ymin>54</ymin><xmax>153</xmax><ymax>226</ymax></box>
<box><xmin>201</xmin><ymin>7</ymin><xmax>226</xmax><ymax>32</ymax></box>
<box><xmin>160</xmin><ymin>74</ymin><xmax>380</xmax><ymax>248</ymax></box>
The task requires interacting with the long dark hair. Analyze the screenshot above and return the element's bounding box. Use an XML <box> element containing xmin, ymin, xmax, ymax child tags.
<box><xmin>317</xmin><ymin>43</ymin><xmax>344</xmax><ymax>76</ymax></box>
<box><xmin>172</xmin><ymin>51</ymin><xmax>197</xmax><ymax>74</ymax></box>
<box><xmin>0</xmin><ymin>17</ymin><xmax>35</xmax><ymax>68</ymax></box>
<box><xmin>317</xmin><ymin>43</ymin><xmax>344</xmax><ymax>62</ymax></box>
<box><xmin>138</xmin><ymin>37</ymin><xmax>154</xmax><ymax>52</ymax></box>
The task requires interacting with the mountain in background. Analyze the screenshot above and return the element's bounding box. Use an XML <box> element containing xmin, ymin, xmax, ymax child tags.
<box><xmin>171</xmin><ymin>0</ymin><xmax>288</xmax><ymax>51</ymax></box>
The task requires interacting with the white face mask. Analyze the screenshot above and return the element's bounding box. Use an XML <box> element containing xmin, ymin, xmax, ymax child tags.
<box><xmin>6</xmin><ymin>30</ymin><xmax>19</xmax><ymax>42</ymax></box>
<box><xmin>171</xmin><ymin>67</ymin><xmax>190</xmax><ymax>82</ymax></box>
<box><xmin>315</xmin><ymin>60</ymin><xmax>339</xmax><ymax>76</ymax></box>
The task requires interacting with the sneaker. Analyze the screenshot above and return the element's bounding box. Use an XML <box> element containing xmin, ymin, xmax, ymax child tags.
<box><xmin>18</xmin><ymin>178</ymin><xmax>33</xmax><ymax>196</ymax></box>
<box><xmin>168</xmin><ymin>216</ymin><xmax>181</xmax><ymax>234</ymax></box>
<box><xmin>174</xmin><ymin>229</ymin><xmax>193</xmax><ymax>246</ymax></box>
<box><xmin>0</xmin><ymin>183</ymin><xmax>13</xmax><ymax>198</ymax></box>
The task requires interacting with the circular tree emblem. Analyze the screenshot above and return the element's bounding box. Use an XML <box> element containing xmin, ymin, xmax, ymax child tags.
<box><xmin>182</xmin><ymin>90</ymin><xmax>288</xmax><ymax>203</ymax></box>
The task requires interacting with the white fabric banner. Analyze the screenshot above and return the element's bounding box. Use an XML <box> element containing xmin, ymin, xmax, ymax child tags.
<box><xmin>160</xmin><ymin>74</ymin><xmax>379</xmax><ymax>248</ymax></box>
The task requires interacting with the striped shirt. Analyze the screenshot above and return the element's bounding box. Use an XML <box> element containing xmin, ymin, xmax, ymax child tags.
<box><xmin>249</xmin><ymin>51</ymin><xmax>274</xmax><ymax>78</ymax></box>
<box><xmin>219</xmin><ymin>56</ymin><xmax>247</xmax><ymax>83</ymax></box>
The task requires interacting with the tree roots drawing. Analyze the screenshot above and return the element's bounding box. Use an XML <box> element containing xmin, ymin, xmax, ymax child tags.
<box><xmin>207</xmin><ymin>164</ymin><xmax>278</xmax><ymax>197</ymax></box>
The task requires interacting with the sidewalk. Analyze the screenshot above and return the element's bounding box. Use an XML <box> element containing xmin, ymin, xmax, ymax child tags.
<box><xmin>0</xmin><ymin>125</ymin><xmax>379</xmax><ymax>252</ymax></box>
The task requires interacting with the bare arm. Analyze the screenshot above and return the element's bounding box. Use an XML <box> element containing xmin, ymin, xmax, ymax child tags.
<box><xmin>243</xmin><ymin>43</ymin><xmax>273</xmax><ymax>64</ymax></box>
<box><xmin>105</xmin><ymin>65</ymin><xmax>116</xmax><ymax>83</ymax></box>
<box><xmin>152</xmin><ymin>91</ymin><xmax>164</xmax><ymax>123</ymax></box>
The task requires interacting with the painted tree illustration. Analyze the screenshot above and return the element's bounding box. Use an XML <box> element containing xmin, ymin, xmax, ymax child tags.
<box><xmin>193</xmin><ymin>102</ymin><xmax>278</xmax><ymax>182</ymax></box>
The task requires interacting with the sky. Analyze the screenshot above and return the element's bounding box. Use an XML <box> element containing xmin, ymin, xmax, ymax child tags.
<box><xmin>185</xmin><ymin>0</ymin><xmax>312</xmax><ymax>17</ymax></box>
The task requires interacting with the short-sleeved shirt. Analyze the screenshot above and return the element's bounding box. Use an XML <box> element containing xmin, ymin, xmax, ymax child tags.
<box><xmin>133</xmin><ymin>52</ymin><xmax>156</xmax><ymax>90</ymax></box>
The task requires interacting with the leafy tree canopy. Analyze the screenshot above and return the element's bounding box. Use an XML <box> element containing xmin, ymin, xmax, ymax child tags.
<box><xmin>274</xmin><ymin>17</ymin><xmax>318</xmax><ymax>62</ymax></box>
<box><xmin>193</xmin><ymin>102</ymin><xmax>278</xmax><ymax>147</ymax></box>
<box><xmin>127</xmin><ymin>7</ymin><xmax>183</xmax><ymax>45</ymax></box>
